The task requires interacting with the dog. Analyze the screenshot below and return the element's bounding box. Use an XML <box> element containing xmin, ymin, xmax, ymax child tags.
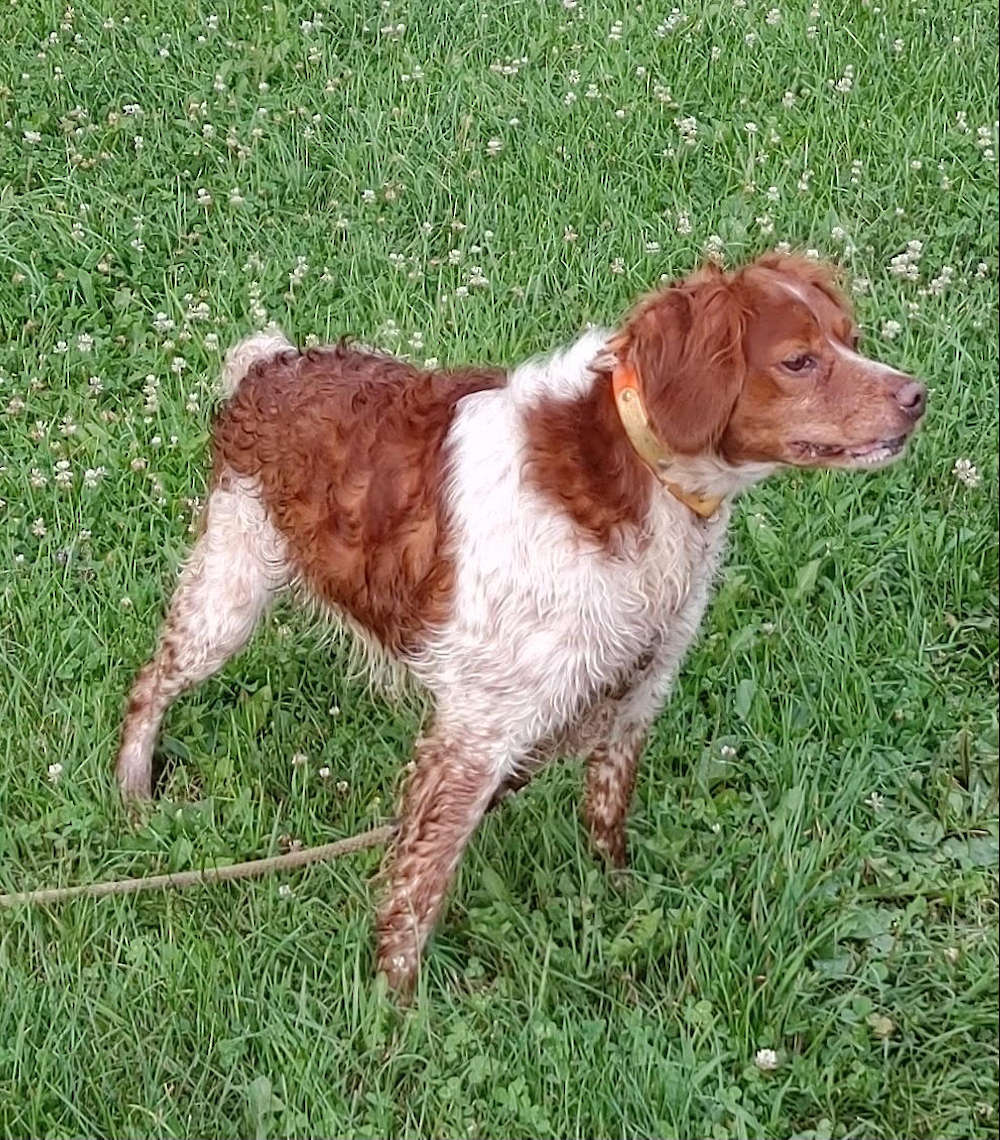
<box><xmin>116</xmin><ymin>252</ymin><xmax>926</xmax><ymax>993</ymax></box>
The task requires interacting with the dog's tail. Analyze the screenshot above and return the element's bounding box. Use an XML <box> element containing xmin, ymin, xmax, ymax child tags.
<box><xmin>220</xmin><ymin>327</ymin><xmax>295</xmax><ymax>397</ymax></box>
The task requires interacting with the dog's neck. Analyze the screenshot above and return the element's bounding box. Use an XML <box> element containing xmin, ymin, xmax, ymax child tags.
<box><xmin>610</xmin><ymin>364</ymin><xmax>725</xmax><ymax>519</ymax></box>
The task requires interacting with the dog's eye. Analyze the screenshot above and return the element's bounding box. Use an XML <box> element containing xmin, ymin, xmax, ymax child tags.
<box><xmin>782</xmin><ymin>354</ymin><xmax>815</xmax><ymax>373</ymax></box>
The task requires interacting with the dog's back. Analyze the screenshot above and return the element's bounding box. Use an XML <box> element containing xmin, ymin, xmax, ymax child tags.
<box><xmin>214</xmin><ymin>338</ymin><xmax>504</xmax><ymax>653</ymax></box>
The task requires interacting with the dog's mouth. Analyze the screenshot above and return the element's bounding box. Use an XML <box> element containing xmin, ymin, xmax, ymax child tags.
<box><xmin>791</xmin><ymin>435</ymin><xmax>909</xmax><ymax>468</ymax></box>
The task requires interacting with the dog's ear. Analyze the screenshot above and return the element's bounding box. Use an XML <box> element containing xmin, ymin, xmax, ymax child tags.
<box><xmin>614</xmin><ymin>268</ymin><xmax>748</xmax><ymax>455</ymax></box>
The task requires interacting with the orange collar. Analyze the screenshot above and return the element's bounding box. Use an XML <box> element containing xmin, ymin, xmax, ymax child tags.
<box><xmin>611</xmin><ymin>364</ymin><xmax>724</xmax><ymax>519</ymax></box>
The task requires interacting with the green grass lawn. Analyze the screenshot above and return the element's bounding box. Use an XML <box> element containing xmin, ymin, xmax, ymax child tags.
<box><xmin>1</xmin><ymin>1</ymin><xmax>997</xmax><ymax>1136</ymax></box>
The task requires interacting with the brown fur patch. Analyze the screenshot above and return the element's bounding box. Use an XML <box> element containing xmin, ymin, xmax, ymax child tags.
<box><xmin>522</xmin><ymin>371</ymin><xmax>652</xmax><ymax>552</ymax></box>
<box><xmin>212</xmin><ymin>345</ymin><xmax>504</xmax><ymax>654</ymax></box>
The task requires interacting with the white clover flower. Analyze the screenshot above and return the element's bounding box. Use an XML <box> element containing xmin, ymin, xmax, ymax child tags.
<box><xmin>880</xmin><ymin>320</ymin><xmax>902</xmax><ymax>340</ymax></box>
<box><xmin>927</xmin><ymin>266</ymin><xmax>954</xmax><ymax>295</ymax></box>
<box><xmin>24</xmin><ymin>129</ymin><xmax>42</xmax><ymax>143</ymax></box>
<box><xmin>754</xmin><ymin>1048</ymin><xmax>779</xmax><ymax>1071</ymax></box>
<box><xmin>675</xmin><ymin>115</ymin><xmax>698</xmax><ymax>145</ymax></box>
<box><xmin>676</xmin><ymin>211</ymin><xmax>692</xmax><ymax>235</ymax></box>
<box><xmin>655</xmin><ymin>8</ymin><xmax>682</xmax><ymax>36</ymax></box>
<box><xmin>833</xmin><ymin>65</ymin><xmax>855</xmax><ymax>93</ymax></box>
<box><xmin>888</xmin><ymin>241</ymin><xmax>923</xmax><ymax>279</ymax></box>
<box><xmin>703</xmin><ymin>234</ymin><xmax>725</xmax><ymax>263</ymax></box>
<box><xmin>864</xmin><ymin>791</ymin><xmax>885</xmax><ymax>811</ymax></box>
<box><xmin>952</xmin><ymin>459</ymin><xmax>981</xmax><ymax>488</ymax></box>
<box><xmin>47</xmin><ymin>762</ymin><xmax>64</xmax><ymax>783</ymax></box>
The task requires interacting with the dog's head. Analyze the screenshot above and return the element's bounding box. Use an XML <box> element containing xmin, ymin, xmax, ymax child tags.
<box><xmin>612</xmin><ymin>252</ymin><xmax>926</xmax><ymax>471</ymax></box>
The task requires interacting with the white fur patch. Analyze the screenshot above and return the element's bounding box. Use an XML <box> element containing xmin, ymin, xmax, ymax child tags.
<box><xmin>116</xmin><ymin>474</ymin><xmax>290</xmax><ymax>796</ymax></box>
<box><xmin>409</xmin><ymin>332</ymin><xmax>735</xmax><ymax>777</ymax></box>
<box><xmin>220</xmin><ymin>327</ymin><xmax>294</xmax><ymax>396</ymax></box>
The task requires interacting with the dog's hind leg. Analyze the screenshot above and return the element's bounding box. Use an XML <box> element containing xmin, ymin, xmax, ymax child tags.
<box><xmin>115</xmin><ymin>474</ymin><xmax>288</xmax><ymax>800</ymax></box>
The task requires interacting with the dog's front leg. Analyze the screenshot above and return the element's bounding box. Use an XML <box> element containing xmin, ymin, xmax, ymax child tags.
<box><xmin>583</xmin><ymin>723</ymin><xmax>647</xmax><ymax>869</ymax></box>
<box><xmin>375</xmin><ymin>724</ymin><xmax>503</xmax><ymax>996</ymax></box>
<box><xmin>582</xmin><ymin>634</ymin><xmax>695</xmax><ymax>869</ymax></box>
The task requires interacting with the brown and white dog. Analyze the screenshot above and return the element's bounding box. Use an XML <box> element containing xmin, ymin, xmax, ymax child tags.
<box><xmin>116</xmin><ymin>252</ymin><xmax>926</xmax><ymax>993</ymax></box>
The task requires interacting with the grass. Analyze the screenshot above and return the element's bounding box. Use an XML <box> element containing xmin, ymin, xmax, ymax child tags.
<box><xmin>0</xmin><ymin>0</ymin><xmax>997</xmax><ymax>1136</ymax></box>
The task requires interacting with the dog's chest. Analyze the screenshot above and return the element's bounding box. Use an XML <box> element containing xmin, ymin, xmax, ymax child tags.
<box><xmin>445</xmin><ymin>481</ymin><xmax>727</xmax><ymax>689</ymax></box>
<box><xmin>586</xmin><ymin>499</ymin><xmax>727</xmax><ymax>656</ymax></box>
<box><xmin>426</xmin><ymin>385</ymin><xmax>732</xmax><ymax>737</ymax></box>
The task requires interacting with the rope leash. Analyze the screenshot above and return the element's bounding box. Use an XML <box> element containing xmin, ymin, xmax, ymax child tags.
<box><xmin>0</xmin><ymin>822</ymin><xmax>398</xmax><ymax>909</ymax></box>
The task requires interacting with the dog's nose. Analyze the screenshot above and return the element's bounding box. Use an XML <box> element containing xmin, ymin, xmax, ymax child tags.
<box><xmin>895</xmin><ymin>379</ymin><xmax>927</xmax><ymax>420</ymax></box>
